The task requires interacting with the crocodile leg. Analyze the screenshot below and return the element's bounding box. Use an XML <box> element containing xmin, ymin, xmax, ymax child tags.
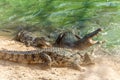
<box><xmin>40</xmin><ymin>52</ymin><xmax>52</xmax><ymax>69</ymax></box>
<box><xmin>70</xmin><ymin>59</ymin><xmax>85</xmax><ymax>71</ymax></box>
<box><xmin>54</xmin><ymin>32</ymin><xmax>66</xmax><ymax>46</ymax></box>
<box><xmin>80</xmin><ymin>53</ymin><xmax>95</xmax><ymax>66</ymax></box>
<box><xmin>74</xmin><ymin>34</ymin><xmax>82</xmax><ymax>40</ymax></box>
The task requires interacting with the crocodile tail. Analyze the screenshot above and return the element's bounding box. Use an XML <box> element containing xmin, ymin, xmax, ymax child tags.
<box><xmin>0</xmin><ymin>50</ymin><xmax>28</xmax><ymax>63</ymax></box>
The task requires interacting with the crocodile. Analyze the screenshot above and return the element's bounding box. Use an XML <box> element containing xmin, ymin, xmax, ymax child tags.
<box><xmin>14</xmin><ymin>30</ymin><xmax>52</xmax><ymax>48</ymax></box>
<box><xmin>14</xmin><ymin>28</ymin><xmax>102</xmax><ymax>50</ymax></box>
<box><xmin>54</xmin><ymin>28</ymin><xmax>102</xmax><ymax>50</ymax></box>
<box><xmin>0</xmin><ymin>47</ymin><xmax>94</xmax><ymax>71</ymax></box>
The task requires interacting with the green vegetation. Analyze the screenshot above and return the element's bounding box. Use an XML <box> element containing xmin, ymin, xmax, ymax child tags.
<box><xmin>0</xmin><ymin>0</ymin><xmax>120</xmax><ymax>49</ymax></box>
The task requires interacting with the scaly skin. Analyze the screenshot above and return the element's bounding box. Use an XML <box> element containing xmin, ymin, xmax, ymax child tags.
<box><xmin>54</xmin><ymin>28</ymin><xmax>102</xmax><ymax>50</ymax></box>
<box><xmin>0</xmin><ymin>47</ymin><xmax>94</xmax><ymax>71</ymax></box>
<box><xmin>15</xmin><ymin>28</ymin><xmax>102</xmax><ymax>50</ymax></box>
<box><xmin>14</xmin><ymin>30</ymin><xmax>51</xmax><ymax>48</ymax></box>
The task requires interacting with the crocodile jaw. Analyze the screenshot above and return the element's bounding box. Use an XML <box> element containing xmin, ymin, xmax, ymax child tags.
<box><xmin>87</xmin><ymin>28</ymin><xmax>102</xmax><ymax>44</ymax></box>
<box><xmin>88</xmin><ymin>39</ymin><xmax>98</xmax><ymax>44</ymax></box>
<box><xmin>74</xmin><ymin>28</ymin><xmax>102</xmax><ymax>50</ymax></box>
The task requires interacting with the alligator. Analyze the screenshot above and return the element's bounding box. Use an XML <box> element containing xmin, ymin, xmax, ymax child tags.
<box><xmin>54</xmin><ymin>28</ymin><xmax>102</xmax><ymax>50</ymax></box>
<box><xmin>0</xmin><ymin>47</ymin><xmax>94</xmax><ymax>71</ymax></box>
<box><xmin>14</xmin><ymin>30</ymin><xmax>52</xmax><ymax>48</ymax></box>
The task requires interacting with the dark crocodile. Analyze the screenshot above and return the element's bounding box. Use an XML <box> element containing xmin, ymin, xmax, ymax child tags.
<box><xmin>0</xmin><ymin>47</ymin><xmax>94</xmax><ymax>71</ymax></box>
<box><xmin>54</xmin><ymin>28</ymin><xmax>102</xmax><ymax>50</ymax></box>
<box><xmin>14</xmin><ymin>30</ymin><xmax>51</xmax><ymax>48</ymax></box>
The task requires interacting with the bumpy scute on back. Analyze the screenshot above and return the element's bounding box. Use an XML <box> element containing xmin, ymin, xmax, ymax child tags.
<box><xmin>14</xmin><ymin>30</ymin><xmax>52</xmax><ymax>48</ymax></box>
<box><xmin>0</xmin><ymin>47</ymin><xmax>94</xmax><ymax>71</ymax></box>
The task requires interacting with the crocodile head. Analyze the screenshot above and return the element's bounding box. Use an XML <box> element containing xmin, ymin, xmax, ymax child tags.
<box><xmin>74</xmin><ymin>28</ymin><xmax>102</xmax><ymax>50</ymax></box>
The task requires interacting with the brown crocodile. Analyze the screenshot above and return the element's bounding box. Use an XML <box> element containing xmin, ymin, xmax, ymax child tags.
<box><xmin>54</xmin><ymin>28</ymin><xmax>102</xmax><ymax>50</ymax></box>
<box><xmin>14</xmin><ymin>30</ymin><xmax>52</xmax><ymax>48</ymax></box>
<box><xmin>0</xmin><ymin>47</ymin><xmax>94</xmax><ymax>71</ymax></box>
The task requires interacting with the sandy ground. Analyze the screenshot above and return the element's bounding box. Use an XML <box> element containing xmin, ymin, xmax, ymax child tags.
<box><xmin>0</xmin><ymin>36</ymin><xmax>120</xmax><ymax>80</ymax></box>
